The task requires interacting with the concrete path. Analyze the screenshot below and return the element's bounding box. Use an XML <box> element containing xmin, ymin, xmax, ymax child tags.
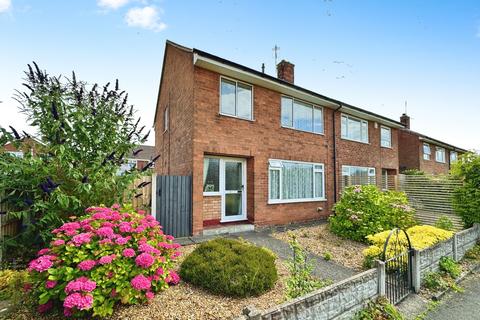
<box><xmin>177</xmin><ymin>227</ymin><xmax>357</xmax><ymax>283</ymax></box>
<box><xmin>423</xmin><ymin>273</ymin><xmax>480</xmax><ymax>320</ymax></box>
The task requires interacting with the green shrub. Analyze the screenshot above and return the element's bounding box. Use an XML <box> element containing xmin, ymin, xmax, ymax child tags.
<box><xmin>180</xmin><ymin>238</ymin><xmax>278</xmax><ymax>297</ymax></box>
<box><xmin>423</xmin><ymin>272</ymin><xmax>449</xmax><ymax>291</ymax></box>
<box><xmin>323</xmin><ymin>252</ymin><xmax>332</xmax><ymax>261</ymax></box>
<box><xmin>464</xmin><ymin>243</ymin><xmax>480</xmax><ymax>260</ymax></box>
<box><xmin>439</xmin><ymin>256</ymin><xmax>461</xmax><ymax>279</ymax></box>
<box><xmin>435</xmin><ymin>216</ymin><xmax>454</xmax><ymax>231</ymax></box>
<box><xmin>285</xmin><ymin>234</ymin><xmax>330</xmax><ymax>300</ymax></box>
<box><xmin>0</xmin><ymin>269</ymin><xmax>29</xmax><ymax>302</ymax></box>
<box><xmin>451</xmin><ymin>152</ymin><xmax>480</xmax><ymax>227</ymax></box>
<box><xmin>330</xmin><ymin>185</ymin><xmax>416</xmax><ymax>242</ymax></box>
<box><xmin>354</xmin><ymin>297</ymin><xmax>404</xmax><ymax>320</ymax></box>
<box><xmin>402</xmin><ymin>169</ymin><xmax>425</xmax><ymax>175</ymax></box>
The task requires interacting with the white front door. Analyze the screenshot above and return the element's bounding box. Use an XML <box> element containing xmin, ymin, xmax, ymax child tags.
<box><xmin>221</xmin><ymin>158</ymin><xmax>247</xmax><ymax>222</ymax></box>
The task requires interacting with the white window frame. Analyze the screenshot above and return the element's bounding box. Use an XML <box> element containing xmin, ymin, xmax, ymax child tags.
<box><xmin>342</xmin><ymin>165</ymin><xmax>376</xmax><ymax>177</ymax></box>
<box><xmin>341</xmin><ymin>114</ymin><xmax>369</xmax><ymax>143</ymax></box>
<box><xmin>219</xmin><ymin>76</ymin><xmax>254</xmax><ymax>121</ymax></box>
<box><xmin>203</xmin><ymin>156</ymin><xmax>221</xmax><ymax>196</ymax></box>
<box><xmin>280</xmin><ymin>96</ymin><xmax>324</xmax><ymax>135</ymax></box>
<box><xmin>7</xmin><ymin>151</ymin><xmax>24</xmax><ymax>158</ymax></box>
<box><xmin>268</xmin><ymin>159</ymin><xmax>326</xmax><ymax>204</ymax></box>
<box><xmin>435</xmin><ymin>147</ymin><xmax>446</xmax><ymax>163</ymax></box>
<box><xmin>450</xmin><ymin>151</ymin><xmax>458</xmax><ymax>163</ymax></box>
<box><xmin>380</xmin><ymin>126</ymin><xmax>392</xmax><ymax>148</ymax></box>
<box><xmin>423</xmin><ymin>143</ymin><xmax>431</xmax><ymax>160</ymax></box>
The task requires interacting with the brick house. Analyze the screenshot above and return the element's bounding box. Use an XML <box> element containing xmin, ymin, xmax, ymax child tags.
<box><xmin>154</xmin><ymin>41</ymin><xmax>404</xmax><ymax>235</ymax></box>
<box><xmin>2</xmin><ymin>137</ymin><xmax>43</xmax><ymax>157</ymax></box>
<box><xmin>398</xmin><ymin>114</ymin><xmax>467</xmax><ymax>175</ymax></box>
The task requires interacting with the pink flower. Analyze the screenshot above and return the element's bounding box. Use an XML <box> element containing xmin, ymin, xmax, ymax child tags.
<box><xmin>138</xmin><ymin>210</ymin><xmax>146</xmax><ymax>215</ymax></box>
<box><xmin>122</xmin><ymin>248</ymin><xmax>136</xmax><ymax>258</ymax></box>
<box><xmin>65</xmin><ymin>277</ymin><xmax>96</xmax><ymax>294</ymax></box>
<box><xmin>38</xmin><ymin>300</ymin><xmax>53</xmax><ymax>313</ymax></box>
<box><xmin>37</xmin><ymin>248</ymin><xmax>50</xmax><ymax>256</ymax></box>
<box><xmin>101</xmin><ymin>222</ymin><xmax>114</xmax><ymax>228</ymax></box>
<box><xmin>96</xmin><ymin>226</ymin><xmax>115</xmax><ymax>238</ymax></box>
<box><xmin>64</xmin><ymin>307</ymin><xmax>73</xmax><ymax>317</ymax></box>
<box><xmin>115</xmin><ymin>237</ymin><xmax>129</xmax><ymax>245</ymax></box>
<box><xmin>45</xmin><ymin>280</ymin><xmax>57</xmax><ymax>289</ymax></box>
<box><xmin>98</xmin><ymin>254</ymin><xmax>115</xmax><ymax>265</ymax></box>
<box><xmin>63</xmin><ymin>292</ymin><xmax>93</xmax><ymax>310</ymax></box>
<box><xmin>166</xmin><ymin>270</ymin><xmax>180</xmax><ymax>285</ymax></box>
<box><xmin>92</xmin><ymin>212</ymin><xmax>107</xmax><ymax>220</ymax></box>
<box><xmin>155</xmin><ymin>267</ymin><xmax>164</xmax><ymax>276</ymax></box>
<box><xmin>110</xmin><ymin>288</ymin><xmax>117</xmax><ymax>297</ymax></box>
<box><xmin>77</xmin><ymin>260</ymin><xmax>96</xmax><ymax>271</ymax></box>
<box><xmin>135</xmin><ymin>253</ymin><xmax>155</xmax><ymax>268</ymax></box>
<box><xmin>60</xmin><ymin>222</ymin><xmax>81</xmax><ymax>232</ymax></box>
<box><xmin>99</xmin><ymin>238</ymin><xmax>113</xmax><ymax>245</ymax></box>
<box><xmin>71</xmin><ymin>233</ymin><xmax>92</xmax><ymax>246</ymax></box>
<box><xmin>119</xmin><ymin>222</ymin><xmax>133</xmax><ymax>233</ymax></box>
<box><xmin>130</xmin><ymin>274</ymin><xmax>151</xmax><ymax>291</ymax></box>
<box><xmin>166</xmin><ymin>235</ymin><xmax>175</xmax><ymax>241</ymax></box>
<box><xmin>111</xmin><ymin>203</ymin><xmax>120</xmax><ymax>209</ymax></box>
<box><xmin>52</xmin><ymin>239</ymin><xmax>65</xmax><ymax>246</ymax></box>
<box><xmin>138</xmin><ymin>243</ymin><xmax>159</xmax><ymax>254</ymax></box>
<box><xmin>145</xmin><ymin>291</ymin><xmax>154</xmax><ymax>300</ymax></box>
<box><xmin>28</xmin><ymin>256</ymin><xmax>54</xmax><ymax>272</ymax></box>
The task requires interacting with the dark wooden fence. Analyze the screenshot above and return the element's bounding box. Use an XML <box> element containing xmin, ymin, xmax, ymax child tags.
<box><xmin>155</xmin><ymin>175</ymin><xmax>192</xmax><ymax>238</ymax></box>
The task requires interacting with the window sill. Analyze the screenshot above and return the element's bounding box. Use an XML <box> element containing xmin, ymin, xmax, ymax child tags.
<box><xmin>203</xmin><ymin>192</ymin><xmax>221</xmax><ymax>197</ymax></box>
<box><xmin>218</xmin><ymin>113</ymin><xmax>255</xmax><ymax>122</ymax></box>
<box><xmin>281</xmin><ymin>125</ymin><xmax>325</xmax><ymax>136</ymax></box>
<box><xmin>435</xmin><ymin>161</ymin><xmax>446</xmax><ymax>164</ymax></box>
<box><xmin>340</xmin><ymin>137</ymin><xmax>370</xmax><ymax>145</ymax></box>
<box><xmin>381</xmin><ymin>145</ymin><xmax>392</xmax><ymax>149</ymax></box>
<box><xmin>268</xmin><ymin>198</ymin><xmax>327</xmax><ymax>205</ymax></box>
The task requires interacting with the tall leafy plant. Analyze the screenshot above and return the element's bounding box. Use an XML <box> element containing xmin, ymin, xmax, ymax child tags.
<box><xmin>0</xmin><ymin>62</ymin><xmax>155</xmax><ymax>255</ymax></box>
<box><xmin>451</xmin><ymin>152</ymin><xmax>480</xmax><ymax>227</ymax></box>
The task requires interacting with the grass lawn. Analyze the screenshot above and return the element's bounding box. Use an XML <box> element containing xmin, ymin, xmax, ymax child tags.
<box><xmin>272</xmin><ymin>223</ymin><xmax>368</xmax><ymax>271</ymax></box>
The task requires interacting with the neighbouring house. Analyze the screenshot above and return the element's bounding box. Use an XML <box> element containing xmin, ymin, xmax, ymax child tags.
<box><xmin>154</xmin><ymin>40</ymin><xmax>404</xmax><ymax>235</ymax></box>
<box><xmin>1</xmin><ymin>137</ymin><xmax>43</xmax><ymax>157</ymax></box>
<box><xmin>398</xmin><ymin>113</ymin><xmax>467</xmax><ymax>175</ymax></box>
<box><xmin>119</xmin><ymin>145</ymin><xmax>156</xmax><ymax>173</ymax></box>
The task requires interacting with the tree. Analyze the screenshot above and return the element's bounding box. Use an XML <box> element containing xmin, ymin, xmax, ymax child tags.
<box><xmin>451</xmin><ymin>152</ymin><xmax>480</xmax><ymax>227</ymax></box>
<box><xmin>0</xmin><ymin>62</ymin><xmax>155</xmax><ymax>256</ymax></box>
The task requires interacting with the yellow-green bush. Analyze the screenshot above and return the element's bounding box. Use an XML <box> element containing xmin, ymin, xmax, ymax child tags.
<box><xmin>363</xmin><ymin>225</ymin><xmax>454</xmax><ymax>267</ymax></box>
<box><xmin>0</xmin><ymin>269</ymin><xmax>29</xmax><ymax>301</ymax></box>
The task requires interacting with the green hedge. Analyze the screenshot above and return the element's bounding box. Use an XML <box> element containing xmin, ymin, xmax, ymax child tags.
<box><xmin>180</xmin><ymin>238</ymin><xmax>278</xmax><ymax>297</ymax></box>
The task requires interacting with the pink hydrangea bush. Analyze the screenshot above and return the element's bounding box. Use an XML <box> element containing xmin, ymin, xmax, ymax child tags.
<box><xmin>27</xmin><ymin>205</ymin><xmax>181</xmax><ymax>317</ymax></box>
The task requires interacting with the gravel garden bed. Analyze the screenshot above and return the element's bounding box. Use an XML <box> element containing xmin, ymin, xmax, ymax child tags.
<box><xmin>272</xmin><ymin>223</ymin><xmax>368</xmax><ymax>271</ymax></box>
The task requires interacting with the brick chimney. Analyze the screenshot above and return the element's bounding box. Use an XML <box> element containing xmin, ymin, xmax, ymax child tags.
<box><xmin>277</xmin><ymin>60</ymin><xmax>295</xmax><ymax>84</ymax></box>
<box><xmin>400</xmin><ymin>113</ymin><xmax>410</xmax><ymax>129</ymax></box>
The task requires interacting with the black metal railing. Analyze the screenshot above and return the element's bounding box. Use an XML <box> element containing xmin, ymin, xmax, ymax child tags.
<box><xmin>384</xmin><ymin>249</ymin><xmax>413</xmax><ymax>304</ymax></box>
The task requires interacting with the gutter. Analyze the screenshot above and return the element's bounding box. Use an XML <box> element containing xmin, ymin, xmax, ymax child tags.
<box><xmin>333</xmin><ymin>104</ymin><xmax>343</xmax><ymax>203</ymax></box>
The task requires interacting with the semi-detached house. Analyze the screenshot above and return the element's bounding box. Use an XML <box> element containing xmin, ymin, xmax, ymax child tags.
<box><xmin>154</xmin><ymin>40</ymin><xmax>404</xmax><ymax>235</ymax></box>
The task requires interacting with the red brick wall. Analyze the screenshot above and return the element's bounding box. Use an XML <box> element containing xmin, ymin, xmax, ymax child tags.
<box><xmin>154</xmin><ymin>43</ymin><xmax>195</xmax><ymax>176</ymax></box>
<box><xmin>202</xmin><ymin>196</ymin><xmax>221</xmax><ymax>221</ymax></box>
<box><xmin>398</xmin><ymin>130</ymin><xmax>420</xmax><ymax>172</ymax></box>
<box><xmin>334</xmin><ymin>113</ymin><xmax>400</xmax><ymax>193</ymax></box>
<box><xmin>419</xmin><ymin>145</ymin><xmax>451</xmax><ymax>175</ymax></box>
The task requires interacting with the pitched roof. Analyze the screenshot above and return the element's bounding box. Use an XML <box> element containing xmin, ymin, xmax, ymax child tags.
<box><xmin>403</xmin><ymin>129</ymin><xmax>468</xmax><ymax>153</ymax></box>
<box><xmin>129</xmin><ymin>145</ymin><xmax>155</xmax><ymax>161</ymax></box>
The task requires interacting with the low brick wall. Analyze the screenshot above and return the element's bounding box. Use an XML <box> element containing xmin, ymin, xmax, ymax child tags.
<box><xmin>416</xmin><ymin>224</ymin><xmax>480</xmax><ymax>285</ymax></box>
<box><xmin>238</xmin><ymin>269</ymin><xmax>378</xmax><ymax>320</ymax></box>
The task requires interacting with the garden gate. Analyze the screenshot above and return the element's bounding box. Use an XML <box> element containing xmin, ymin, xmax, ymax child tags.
<box><xmin>155</xmin><ymin>175</ymin><xmax>192</xmax><ymax>238</ymax></box>
<box><xmin>382</xmin><ymin>228</ymin><xmax>414</xmax><ymax>304</ymax></box>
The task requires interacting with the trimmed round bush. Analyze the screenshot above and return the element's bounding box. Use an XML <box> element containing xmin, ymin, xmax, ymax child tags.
<box><xmin>180</xmin><ymin>238</ymin><xmax>278</xmax><ymax>297</ymax></box>
<box><xmin>26</xmin><ymin>205</ymin><xmax>181</xmax><ymax>318</ymax></box>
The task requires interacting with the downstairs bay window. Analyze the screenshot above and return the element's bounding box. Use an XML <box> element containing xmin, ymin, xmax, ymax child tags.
<box><xmin>268</xmin><ymin>159</ymin><xmax>325</xmax><ymax>204</ymax></box>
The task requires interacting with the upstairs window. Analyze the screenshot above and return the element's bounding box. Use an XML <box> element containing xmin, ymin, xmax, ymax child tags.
<box><xmin>423</xmin><ymin>143</ymin><xmax>431</xmax><ymax>160</ymax></box>
<box><xmin>341</xmin><ymin>114</ymin><xmax>368</xmax><ymax>143</ymax></box>
<box><xmin>450</xmin><ymin>151</ymin><xmax>458</xmax><ymax>163</ymax></box>
<box><xmin>436</xmin><ymin>147</ymin><xmax>446</xmax><ymax>163</ymax></box>
<box><xmin>380</xmin><ymin>126</ymin><xmax>392</xmax><ymax>148</ymax></box>
<box><xmin>220</xmin><ymin>78</ymin><xmax>253</xmax><ymax>120</ymax></box>
<box><xmin>281</xmin><ymin>97</ymin><xmax>324</xmax><ymax>134</ymax></box>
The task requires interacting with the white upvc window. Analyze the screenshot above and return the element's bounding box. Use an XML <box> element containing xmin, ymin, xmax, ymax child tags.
<box><xmin>203</xmin><ymin>157</ymin><xmax>220</xmax><ymax>194</ymax></box>
<box><xmin>423</xmin><ymin>143</ymin><xmax>431</xmax><ymax>160</ymax></box>
<box><xmin>436</xmin><ymin>147</ymin><xmax>446</xmax><ymax>163</ymax></box>
<box><xmin>380</xmin><ymin>126</ymin><xmax>392</xmax><ymax>148</ymax></box>
<box><xmin>281</xmin><ymin>96</ymin><xmax>324</xmax><ymax>134</ymax></box>
<box><xmin>268</xmin><ymin>159</ymin><xmax>325</xmax><ymax>204</ymax></box>
<box><xmin>341</xmin><ymin>114</ymin><xmax>369</xmax><ymax>143</ymax></box>
<box><xmin>220</xmin><ymin>77</ymin><xmax>253</xmax><ymax>120</ymax></box>
<box><xmin>341</xmin><ymin>165</ymin><xmax>376</xmax><ymax>186</ymax></box>
<box><xmin>7</xmin><ymin>151</ymin><xmax>24</xmax><ymax>158</ymax></box>
<box><xmin>450</xmin><ymin>151</ymin><xmax>458</xmax><ymax>163</ymax></box>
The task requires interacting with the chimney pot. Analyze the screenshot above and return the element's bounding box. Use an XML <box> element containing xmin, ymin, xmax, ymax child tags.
<box><xmin>277</xmin><ymin>60</ymin><xmax>295</xmax><ymax>84</ymax></box>
<box><xmin>400</xmin><ymin>113</ymin><xmax>410</xmax><ymax>129</ymax></box>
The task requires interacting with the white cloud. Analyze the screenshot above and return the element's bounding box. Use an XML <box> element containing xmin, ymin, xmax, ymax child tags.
<box><xmin>97</xmin><ymin>0</ymin><xmax>129</xmax><ymax>10</ymax></box>
<box><xmin>0</xmin><ymin>0</ymin><xmax>11</xmax><ymax>13</ymax></box>
<box><xmin>125</xmin><ymin>6</ymin><xmax>166</xmax><ymax>32</ymax></box>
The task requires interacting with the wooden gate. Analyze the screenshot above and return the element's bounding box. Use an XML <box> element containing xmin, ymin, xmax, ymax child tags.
<box><xmin>155</xmin><ymin>175</ymin><xmax>192</xmax><ymax>238</ymax></box>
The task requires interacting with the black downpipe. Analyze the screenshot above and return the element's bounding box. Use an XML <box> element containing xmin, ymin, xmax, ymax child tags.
<box><xmin>332</xmin><ymin>105</ymin><xmax>342</xmax><ymax>203</ymax></box>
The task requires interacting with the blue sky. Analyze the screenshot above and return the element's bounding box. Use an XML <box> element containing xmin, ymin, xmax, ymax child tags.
<box><xmin>1</xmin><ymin>0</ymin><xmax>479</xmax><ymax>150</ymax></box>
